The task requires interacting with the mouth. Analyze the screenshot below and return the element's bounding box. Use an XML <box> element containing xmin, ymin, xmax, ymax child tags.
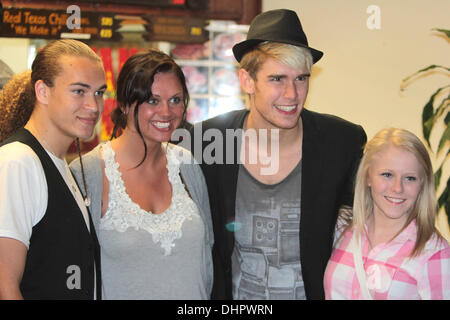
<box><xmin>385</xmin><ymin>196</ymin><xmax>406</xmax><ymax>204</ymax></box>
<box><xmin>274</xmin><ymin>104</ymin><xmax>297</xmax><ymax>114</ymax></box>
<box><xmin>151</xmin><ymin>120</ymin><xmax>171</xmax><ymax>131</ymax></box>
<box><xmin>78</xmin><ymin>116</ymin><xmax>97</xmax><ymax>126</ymax></box>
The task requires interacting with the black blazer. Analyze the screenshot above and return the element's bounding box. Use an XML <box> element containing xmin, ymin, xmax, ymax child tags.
<box><xmin>189</xmin><ymin>108</ymin><xmax>366</xmax><ymax>299</ymax></box>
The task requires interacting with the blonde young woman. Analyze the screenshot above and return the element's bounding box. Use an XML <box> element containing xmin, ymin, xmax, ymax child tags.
<box><xmin>324</xmin><ymin>128</ymin><xmax>450</xmax><ymax>299</ymax></box>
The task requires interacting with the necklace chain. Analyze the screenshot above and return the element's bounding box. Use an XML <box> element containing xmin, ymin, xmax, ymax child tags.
<box><xmin>27</xmin><ymin>124</ymin><xmax>91</xmax><ymax>207</ymax></box>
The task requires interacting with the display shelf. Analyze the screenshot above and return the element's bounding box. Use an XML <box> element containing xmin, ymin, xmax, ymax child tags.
<box><xmin>171</xmin><ymin>20</ymin><xmax>249</xmax><ymax>124</ymax></box>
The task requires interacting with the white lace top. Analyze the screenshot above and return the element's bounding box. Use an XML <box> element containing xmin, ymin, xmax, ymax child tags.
<box><xmin>100</xmin><ymin>141</ymin><xmax>200</xmax><ymax>256</ymax></box>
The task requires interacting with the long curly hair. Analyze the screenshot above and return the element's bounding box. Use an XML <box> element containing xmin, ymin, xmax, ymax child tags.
<box><xmin>0</xmin><ymin>70</ymin><xmax>34</xmax><ymax>142</ymax></box>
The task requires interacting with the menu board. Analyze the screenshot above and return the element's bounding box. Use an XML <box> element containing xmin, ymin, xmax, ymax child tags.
<box><xmin>143</xmin><ymin>15</ymin><xmax>208</xmax><ymax>43</ymax></box>
<box><xmin>74</xmin><ymin>0</ymin><xmax>209</xmax><ymax>10</ymax></box>
<box><xmin>0</xmin><ymin>7</ymin><xmax>121</xmax><ymax>41</ymax></box>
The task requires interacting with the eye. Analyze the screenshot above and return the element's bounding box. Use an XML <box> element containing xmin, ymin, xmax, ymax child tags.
<box><xmin>270</xmin><ymin>76</ymin><xmax>282</xmax><ymax>82</ymax></box>
<box><xmin>95</xmin><ymin>90</ymin><xmax>105</xmax><ymax>97</ymax></box>
<box><xmin>296</xmin><ymin>75</ymin><xmax>309</xmax><ymax>81</ymax></box>
<box><xmin>73</xmin><ymin>89</ymin><xmax>85</xmax><ymax>95</ymax></box>
<box><xmin>405</xmin><ymin>176</ymin><xmax>417</xmax><ymax>182</ymax></box>
<box><xmin>147</xmin><ymin>98</ymin><xmax>159</xmax><ymax>105</ymax></box>
<box><xmin>169</xmin><ymin>96</ymin><xmax>182</xmax><ymax>105</ymax></box>
<box><xmin>381</xmin><ymin>172</ymin><xmax>392</xmax><ymax>178</ymax></box>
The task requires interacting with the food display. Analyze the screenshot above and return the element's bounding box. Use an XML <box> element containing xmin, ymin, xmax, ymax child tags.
<box><xmin>212</xmin><ymin>67</ymin><xmax>240</xmax><ymax>96</ymax></box>
<box><xmin>173</xmin><ymin>22</ymin><xmax>248</xmax><ymax>123</ymax></box>
<box><xmin>213</xmin><ymin>32</ymin><xmax>246</xmax><ymax>61</ymax></box>
<box><xmin>181</xmin><ymin>65</ymin><xmax>208</xmax><ymax>94</ymax></box>
<box><xmin>186</xmin><ymin>99</ymin><xmax>209</xmax><ymax>123</ymax></box>
<box><xmin>171</xmin><ymin>43</ymin><xmax>209</xmax><ymax>60</ymax></box>
<box><xmin>209</xmin><ymin>96</ymin><xmax>246</xmax><ymax>119</ymax></box>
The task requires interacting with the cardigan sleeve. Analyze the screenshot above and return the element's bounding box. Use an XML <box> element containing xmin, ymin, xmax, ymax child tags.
<box><xmin>179</xmin><ymin>156</ymin><xmax>214</xmax><ymax>248</ymax></box>
<box><xmin>69</xmin><ymin>146</ymin><xmax>103</xmax><ymax>233</ymax></box>
<box><xmin>178</xmin><ymin>146</ymin><xmax>214</xmax><ymax>298</ymax></box>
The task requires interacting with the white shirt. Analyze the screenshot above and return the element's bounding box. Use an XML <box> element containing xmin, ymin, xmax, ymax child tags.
<box><xmin>0</xmin><ymin>141</ymin><xmax>90</xmax><ymax>249</ymax></box>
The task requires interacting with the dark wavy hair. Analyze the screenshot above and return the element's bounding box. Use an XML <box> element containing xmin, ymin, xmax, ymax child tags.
<box><xmin>110</xmin><ymin>48</ymin><xmax>189</xmax><ymax>167</ymax></box>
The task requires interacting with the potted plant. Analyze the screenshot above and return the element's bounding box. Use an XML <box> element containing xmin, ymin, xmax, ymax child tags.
<box><xmin>401</xmin><ymin>28</ymin><xmax>449</xmax><ymax>228</ymax></box>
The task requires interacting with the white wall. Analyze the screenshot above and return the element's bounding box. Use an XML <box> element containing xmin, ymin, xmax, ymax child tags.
<box><xmin>0</xmin><ymin>1</ymin><xmax>448</xmax><ymax>239</ymax></box>
<box><xmin>0</xmin><ymin>38</ymin><xmax>30</xmax><ymax>73</ymax></box>
<box><xmin>263</xmin><ymin>0</ymin><xmax>450</xmax><ymax>239</ymax></box>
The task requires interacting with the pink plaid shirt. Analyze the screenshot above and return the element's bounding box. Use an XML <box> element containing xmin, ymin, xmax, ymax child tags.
<box><xmin>324</xmin><ymin>220</ymin><xmax>450</xmax><ymax>300</ymax></box>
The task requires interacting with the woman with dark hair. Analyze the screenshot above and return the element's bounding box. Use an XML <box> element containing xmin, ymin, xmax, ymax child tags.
<box><xmin>70</xmin><ymin>49</ymin><xmax>213</xmax><ymax>299</ymax></box>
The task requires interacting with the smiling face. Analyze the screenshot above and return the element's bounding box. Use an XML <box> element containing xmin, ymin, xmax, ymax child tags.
<box><xmin>44</xmin><ymin>55</ymin><xmax>106</xmax><ymax>140</ymax></box>
<box><xmin>367</xmin><ymin>146</ymin><xmax>423</xmax><ymax>227</ymax></box>
<box><xmin>240</xmin><ymin>57</ymin><xmax>309</xmax><ymax>130</ymax></box>
<box><xmin>127</xmin><ymin>71</ymin><xmax>185</xmax><ymax>144</ymax></box>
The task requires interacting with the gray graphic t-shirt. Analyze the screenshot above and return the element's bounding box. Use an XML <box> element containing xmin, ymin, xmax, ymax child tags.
<box><xmin>232</xmin><ymin>161</ymin><xmax>305</xmax><ymax>300</ymax></box>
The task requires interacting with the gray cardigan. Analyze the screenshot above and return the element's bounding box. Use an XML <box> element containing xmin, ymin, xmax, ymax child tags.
<box><xmin>69</xmin><ymin>143</ymin><xmax>214</xmax><ymax>298</ymax></box>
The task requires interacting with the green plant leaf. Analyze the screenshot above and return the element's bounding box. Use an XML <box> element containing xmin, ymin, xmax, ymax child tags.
<box><xmin>437</xmin><ymin>178</ymin><xmax>450</xmax><ymax>228</ymax></box>
<box><xmin>434</xmin><ymin>166</ymin><xmax>442</xmax><ymax>189</ymax></box>
<box><xmin>422</xmin><ymin>86</ymin><xmax>449</xmax><ymax>148</ymax></box>
<box><xmin>401</xmin><ymin>65</ymin><xmax>450</xmax><ymax>87</ymax></box>
<box><xmin>432</xmin><ymin>28</ymin><xmax>450</xmax><ymax>38</ymax></box>
<box><xmin>422</xmin><ymin>100</ymin><xmax>434</xmax><ymax>148</ymax></box>
<box><xmin>434</xmin><ymin>90</ymin><xmax>450</xmax><ymax>119</ymax></box>
<box><xmin>437</xmin><ymin>117</ymin><xmax>450</xmax><ymax>154</ymax></box>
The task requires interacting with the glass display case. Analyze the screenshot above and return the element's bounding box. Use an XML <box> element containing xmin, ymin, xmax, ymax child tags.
<box><xmin>170</xmin><ymin>20</ymin><xmax>249</xmax><ymax>124</ymax></box>
<box><xmin>24</xmin><ymin>20</ymin><xmax>249</xmax><ymax>158</ymax></box>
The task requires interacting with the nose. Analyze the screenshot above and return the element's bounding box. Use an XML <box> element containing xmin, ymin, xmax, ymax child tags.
<box><xmin>284</xmin><ymin>81</ymin><xmax>298</xmax><ymax>99</ymax></box>
<box><xmin>391</xmin><ymin>177</ymin><xmax>404</xmax><ymax>194</ymax></box>
<box><xmin>85</xmin><ymin>94</ymin><xmax>101</xmax><ymax>113</ymax></box>
<box><xmin>159</xmin><ymin>102</ymin><xmax>171</xmax><ymax>117</ymax></box>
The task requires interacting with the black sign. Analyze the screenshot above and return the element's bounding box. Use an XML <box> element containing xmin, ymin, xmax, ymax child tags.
<box><xmin>74</xmin><ymin>0</ymin><xmax>209</xmax><ymax>10</ymax></box>
<box><xmin>0</xmin><ymin>7</ymin><xmax>121</xmax><ymax>41</ymax></box>
<box><xmin>143</xmin><ymin>15</ymin><xmax>208</xmax><ymax>43</ymax></box>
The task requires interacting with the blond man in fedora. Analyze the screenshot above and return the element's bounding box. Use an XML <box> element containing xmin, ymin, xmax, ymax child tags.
<box><xmin>189</xmin><ymin>9</ymin><xmax>367</xmax><ymax>300</ymax></box>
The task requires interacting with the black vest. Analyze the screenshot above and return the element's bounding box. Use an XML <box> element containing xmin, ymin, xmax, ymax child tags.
<box><xmin>1</xmin><ymin>128</ymin><xmax>101</xmax><ymax>299</ymax></box>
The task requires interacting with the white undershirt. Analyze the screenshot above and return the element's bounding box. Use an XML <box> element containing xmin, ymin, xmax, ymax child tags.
<box><xmin>46</xmin><ymin>150</ymin><xmax>90</xmax><ymax>231</ymax></box>
<box><xmin>0</xmin><ymin>141</ymin><xmax>96</xmax><ymax>298</ymax></box>
<box><xmin>0</xmin><ymin>142</ymin><xmax>90</xmax><ymax>249</ymax></box>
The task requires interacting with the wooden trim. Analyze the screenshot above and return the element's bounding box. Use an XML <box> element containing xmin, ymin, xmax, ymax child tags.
<box><xmin>1</xmin><ymin>0</ymin><xmax>261</xmax><ymax>24</ymax></box>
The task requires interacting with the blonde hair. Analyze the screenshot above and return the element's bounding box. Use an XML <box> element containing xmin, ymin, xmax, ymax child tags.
<box><xmin>0</xmin><ymin>70</ymin><xmax>34</xmax><ymax>142</ymax></box>
<box><xmin>351</xmin><ymin>128</ymin><xmax>440</xmax><ymax>257</ymax></box>
<box><xmin>240</xmin><ymin>42</ymin><xmax>313</xmax><ymax>79</ymax></box>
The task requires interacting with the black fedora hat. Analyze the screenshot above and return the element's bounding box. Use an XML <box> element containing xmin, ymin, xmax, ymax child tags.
<box><xmin>232</xmin><ymin>9</ymin><xmax>323</xmax><ymax>64</ymax></box>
